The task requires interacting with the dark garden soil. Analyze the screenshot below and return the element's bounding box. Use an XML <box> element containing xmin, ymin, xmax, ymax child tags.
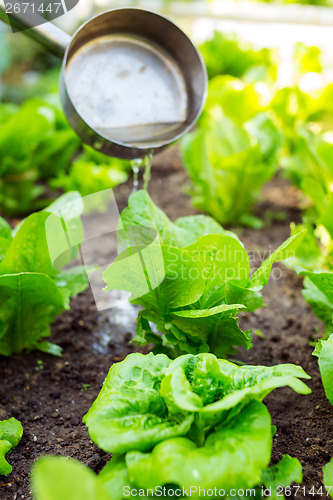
<box><xmin>0</xmin><ymin>147</ymin><xmax>332</xmax><ymax>500</ymax></box>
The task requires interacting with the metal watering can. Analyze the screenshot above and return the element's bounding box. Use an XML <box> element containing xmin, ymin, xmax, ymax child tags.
<box><xmin>0</xmin><ymin>4</ymin><xmax>207</xmax><ymax>159</ymax></box>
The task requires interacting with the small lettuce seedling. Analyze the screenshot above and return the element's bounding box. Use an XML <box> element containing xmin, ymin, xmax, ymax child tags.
<box><xmin>0</xmin><ymin>417</ymin><xmax>23</xmax><ymax>475</ymax></box>
<box><xmin>103</xmin><ymin>191</ymin><xmax>305</xmax><ymax>358</ymax></box>
<box><xmin>83</xmin><ymin>352</ymin><xmax>310</xmax><ymax>455</ymax></box>
<box><xmin>0</xmin><ymin>192</ymin><xmax>89</xmax><ymax>356</ymax></box>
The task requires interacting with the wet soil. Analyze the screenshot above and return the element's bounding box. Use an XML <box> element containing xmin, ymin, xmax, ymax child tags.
<box><xmin>0</xmin><ymin>147</ymin><xmax>332</xmax><ymax>499</ymax></box>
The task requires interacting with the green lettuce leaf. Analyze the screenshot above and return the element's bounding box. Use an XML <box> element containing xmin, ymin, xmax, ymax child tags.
<box><xmin>0</xmin><ymin>217</ymin><xmax>12</xmax><ymax>264</ymax></box>
<box><xmin>261</xmin><ymin>455</ymin><xmax>303</xmax><ymax>500</ymax></box>
<box><xmin>0</xmin><ymin>239</ymin><xmax>11</xmax><ymax>264</ymax></box>
<box><xmin>0</xmin><ymin>217</ymin><xmax>12</xmax><ymax>240</ymax></box>
<box><xmin>324</xmin><ymin>459</ymin><xmax>333</xmax><ymax>498</ymax></box>
<box><xmin>290</xmin><ymin>222</ymin><xmax>324</xmax><ymax>271</ymax></box>
<box><xmin>43</xmin><ymin>191</ymin><xmax>84</xmax><ymax>271</ymax></box>
<box><xmin>98</xmin><ymin>456</ymin><xmax>132</xmax><ymax>500</ymax></box>
<box><xmin>183</xmin><ymin>234</ymin><xmax>250</xmax><ymax>307</ymax></box>
<box><xmin>53</xmin><ymin>267</ymin><xmax>90</xmax><ymax>310</ymax></box>
<box><xmin>126</xmin><ymin>401</ymin><xmax>272</xmax><ymax>491</ymax></box>
<box><xmin>170</xmin><ymin>307</ymin><xmax>250</xmax><ymax>359</ymax></box>
<box><xmin>31</xmin><ymin>456</ymin><xmax>109</xmax><ymax>500</ymax></box>
<box><xmin>300</xmin><ymin>271</ymin><xmax>333</xmax><ymax>302</ymax></box>
<box><xmin>0</xmin><ymin>417</ymin><xmax>23</xmax><ymax>475</ymax></box>
<box><xmin>0</xmin><ymin>212</ymin><xmax>57</xmax><ymax>277</ymax></box>
<box><xmin>300</xmin><ymin>270</ymin><xmax>333</xmax><ymax>336</ymax></box>
<box><xmin>249</xmin><ymin>231</ymin><xmax>306</xmax><ymax>291</ymax></box>
<box><xmin>83</xmin><ymin>353</ymin><xmax>193</xmax><ymax>454</ymax></box>
<box><xmin>302</xmin><ymin>278</ymin><xmax>333</xmax><ymax>337</ymax></box>
<box><xmin>118</xmin><ymin>190</ymin><xmax>229</xmax><ymax>250</ymax></box>
<box><xmin>0</xmin><ymin>273</ymin><xmax>64</xmax><ymax>355</ymax></box>
<box><xmin>313</xmin><ymin>334</ymin><xmax>333</xmax><ymax>404</ymax></box>
<box><xmin>104</xmin><ymin>245</ymin><xmax>204</xmax><ymax>309</ymax></box>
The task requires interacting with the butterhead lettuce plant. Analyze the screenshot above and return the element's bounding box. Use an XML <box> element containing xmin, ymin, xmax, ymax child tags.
<box><xmin>180</xmin><ymin>76</ymin><xmax>282</xmax><ymax>228</ymax></box>
<box><xmin>103</xmin><ymin>191</ymin><xmax>305</xmax><ymax>358</ymax></box>
<box><xmin>80</xmin><ymin>352</ymin><xmax>309</xmax><ymax>499</ymax></box>
<box><xmin>31</xmin><ymin>352</ymin><xmax>307</xmax><ymax>500</ymax></box>
<box><xmin>83</xmin><ymin>352</ymin><xmax>310</xmax><ymax>454</ymax></box>
<box><xmin>0</xmin><ymin>192</ymin><xmax>88</xmax><ymax>356</ymax></box>
<box><xmin>0</xmin><ymin>99</ymin><xmax>80</xmax><ymax>215</ymax></box>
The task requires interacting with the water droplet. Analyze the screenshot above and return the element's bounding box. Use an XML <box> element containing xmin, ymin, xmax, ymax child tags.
<box><xmin>130</xmin><ymin>158</ymin><xmax>143</xmax><ymax>193</ymax></box>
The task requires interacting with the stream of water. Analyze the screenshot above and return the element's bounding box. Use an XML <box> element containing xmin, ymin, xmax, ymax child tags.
<box><xmin>130</xmin><ymin>152</ymin><xmax>153</xmax><ymax>192</ymax></box>
<box><xmin>91</xmin><ymin>153</ymin><xmax>154</xmax><ymax>352</ymax></box>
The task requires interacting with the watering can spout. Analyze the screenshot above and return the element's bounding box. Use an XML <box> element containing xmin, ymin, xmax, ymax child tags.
<box><xmin>0</xmin><ymin>0</ymin><xmax>70</xmax><ymax>58</ymax></box>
